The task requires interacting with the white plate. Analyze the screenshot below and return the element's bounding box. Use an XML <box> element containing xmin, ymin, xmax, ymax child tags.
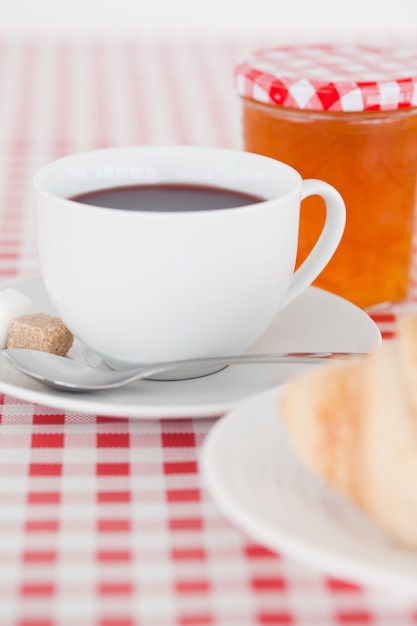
<box><xmin>0</xmin><ymin>275</ymin><xmax>381</xmax><ymax>419</ymax></box>
<box><xmin>201</xmin><ymin>386</ymin><xmax>417</xmax><ymax>595</ymax></box>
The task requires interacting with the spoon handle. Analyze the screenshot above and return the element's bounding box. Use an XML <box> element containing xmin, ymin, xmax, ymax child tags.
<box><xmin>119</xmin><ymin>351</ymin><xmax>367</xmax><ymax>386</ymax></box>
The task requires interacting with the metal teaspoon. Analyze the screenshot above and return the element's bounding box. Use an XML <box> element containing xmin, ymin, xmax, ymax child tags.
<box><xmin>2</xmin><ymin>348</ymin><xmax>367</xmax><ymax>393</ymax></box>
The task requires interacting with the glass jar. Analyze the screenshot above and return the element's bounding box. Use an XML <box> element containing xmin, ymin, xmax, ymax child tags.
<box><xmin>235</xmin><ymin>44</ymin><xmax>417</xmax><ymax>309</ymax></box>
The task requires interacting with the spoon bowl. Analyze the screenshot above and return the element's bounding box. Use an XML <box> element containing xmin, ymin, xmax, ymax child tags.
<box><xmin>2</xmin><ymin>349</ymin><xmax>367</xmax><ymax>392</ymax></box>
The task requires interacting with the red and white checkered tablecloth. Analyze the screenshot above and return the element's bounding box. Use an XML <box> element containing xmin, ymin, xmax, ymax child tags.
<box><xmin>0</xmin><ymin>39</ymin><xmax>416</xmax><ymax>626</ymax></box>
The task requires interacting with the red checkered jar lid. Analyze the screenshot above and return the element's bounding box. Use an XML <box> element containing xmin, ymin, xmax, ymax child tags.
<box><xmin>235</xmin><ymin>44</ymin><xmax>417</xmax><ymax>112</ymax></box>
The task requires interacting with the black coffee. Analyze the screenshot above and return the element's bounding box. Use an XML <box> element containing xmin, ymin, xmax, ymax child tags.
<box><xmin>69</xmin><ymin>183</ymin><xmax>264</xmax><ymax>212</ymax></box>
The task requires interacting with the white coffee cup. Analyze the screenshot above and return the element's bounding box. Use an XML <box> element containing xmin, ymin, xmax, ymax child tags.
<box><xmin>35</xmin><ymin>145</ymin><xmax>345</xmax><ymax>370</ymax></box>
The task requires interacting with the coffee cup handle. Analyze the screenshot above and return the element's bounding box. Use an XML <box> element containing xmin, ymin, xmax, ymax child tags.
<box><xmin>281</xmin><ymin>179</ymin><xmax>346</xmax><ymax>308</ymax></box>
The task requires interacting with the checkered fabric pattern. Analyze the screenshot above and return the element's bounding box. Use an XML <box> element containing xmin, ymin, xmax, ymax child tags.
<box><xmin>0</xmin><ymin>39</ymin><xmax>416</xmax><ymax>626</ymax></box>
<box><xmin>235</xmin><ymin>44</ymin><xmax>417</xmax><ymax>111</ymax></box>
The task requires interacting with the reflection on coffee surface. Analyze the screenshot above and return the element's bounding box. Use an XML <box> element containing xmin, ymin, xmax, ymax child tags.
<box><xmin>69</xmin><ymin>183</ymin><xmax>264</xmax><ymax>212</ymax></box>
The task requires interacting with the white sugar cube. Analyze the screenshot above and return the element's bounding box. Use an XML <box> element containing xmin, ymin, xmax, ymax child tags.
<box><xmin>0</xmin><ymin>289</ymin><xmax>33</xmax><ymax>348</ymax></box>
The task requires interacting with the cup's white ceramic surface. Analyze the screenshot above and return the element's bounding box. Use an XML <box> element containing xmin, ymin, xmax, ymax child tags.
<box><xmin>35</xmin><ymin>145</ymin><xmax>345</xmax><ymax>369</ymax></box>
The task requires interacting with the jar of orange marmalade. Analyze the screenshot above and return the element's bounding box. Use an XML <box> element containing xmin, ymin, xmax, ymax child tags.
<box><xmin>235</xmin><ymin>44</ymin><xmax>417</xmax><ymax>308</ymax></box>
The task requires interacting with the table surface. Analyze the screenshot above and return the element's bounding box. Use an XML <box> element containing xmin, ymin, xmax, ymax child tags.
<box><xmin>0</xmin><ymin>39</ymin><xmax>416</xmax><ymax>626</ymax></box>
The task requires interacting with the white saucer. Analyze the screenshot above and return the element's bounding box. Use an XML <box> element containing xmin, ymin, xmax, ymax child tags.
<box><xmin>0</xmin><ymin>275</ymin><xmax>381</xmax><ymax>419</ymax></box>
<box><xmin>201</xmin><ymin>386</ymin><xmax>417</xmax><ymax>595</ymax></box>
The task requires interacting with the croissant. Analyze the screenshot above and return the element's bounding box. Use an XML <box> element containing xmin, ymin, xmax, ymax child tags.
<box><xmin>279</xmin><ymin>314</ymin><xmax>417</xmax><ymax>549</ymax></box>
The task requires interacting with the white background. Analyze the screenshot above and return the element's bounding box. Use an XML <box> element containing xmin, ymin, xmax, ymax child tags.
<box><xmin>0</xmin><ymin>0</ymin><xmax>416</xmax><ymax>43</ymax></box>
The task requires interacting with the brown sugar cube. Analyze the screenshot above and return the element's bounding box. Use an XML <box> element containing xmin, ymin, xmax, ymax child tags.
<box><xmin>7</xmin><ymin>313</ymin><xmax>74</xmax><ymax>356</ymax></box>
